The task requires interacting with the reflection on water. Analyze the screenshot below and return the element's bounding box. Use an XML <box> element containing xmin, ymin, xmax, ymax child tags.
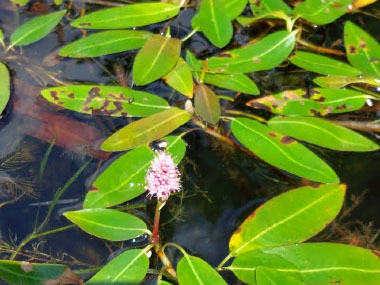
<box><xmin>0</xmin><ymin>1</ymin><xmax>379</xmax><ymax>283</ymax></box>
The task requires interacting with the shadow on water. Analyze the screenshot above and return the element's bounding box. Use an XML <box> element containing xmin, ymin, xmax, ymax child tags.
<box><xmin>0</xmin><ymin>0</ymin><xmax>379</xmax><ymax>283</ymax></box>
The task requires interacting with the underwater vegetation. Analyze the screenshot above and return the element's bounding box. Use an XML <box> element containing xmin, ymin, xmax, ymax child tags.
<box><xmin>0</xmin><ymin>0</ymin><xmax>380</xmax><ymax>284</ymax></box>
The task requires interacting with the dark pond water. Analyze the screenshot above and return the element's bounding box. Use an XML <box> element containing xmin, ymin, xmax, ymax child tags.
<box><xmin>0</xmin><ymin>0</ymin><xmax>380</xmax><ymax>283</ymax></box>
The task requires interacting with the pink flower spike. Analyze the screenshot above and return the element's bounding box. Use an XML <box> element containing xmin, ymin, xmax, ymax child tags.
<box><xmin>145</xmin><ymin>151</ymin><xmax>181</xmax><ymax>201</ymax></box>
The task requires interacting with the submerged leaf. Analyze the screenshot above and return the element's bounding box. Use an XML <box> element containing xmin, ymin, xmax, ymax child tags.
<box><xmin>41</xmin><ymin>85</ymin><xmax>169</xmax><ymax>117</ymax></box>
<box><xmin>229</xmin><ymin>184</ymin><xmax>345</xmax><ymax>255</ymax></box>
<box><xmin>206</xmin><ymin>30</ymin><xmax>296</xmax><ymax>73</ymax></box>
<box><xmin>64</xmin><ymin>208</ymin><xmax>148</xmax><ymax>241</ymax></box>
<box><xmin>192</xmin><ymin>0</ymin><xmax>233</xmax><ymax>48</ymax></box>
<box><xmin>10</xmin><ymin>10</ymin><xmax>66</xmax><ymax>46</ymax></box>
<box><xmin>231</xmin><ymin>118</ymin><xmax>339</xmax><ymax>183</ymax></box>
<box><xmin>71</xmin><ymin>3</ymin><xmax>180</xmax><ymax>29</ymax></box>
<box><xmin>59</xmin><ymin>30</ymin><xmax>152</xmax><ymax>58</ymax></box>
<box><xmin>87</xmin><ymin>249</ymin><xmax>149</xmax><ymax>284</ymax></box>
<box><xmin>133</xmin><ymin>35</ymin><xmax>181</xmax><ymax>86</ymax></box>
<box><xmin>268</xmin><ymin>116</ymin><xmax>379</xmax><ymax>152</ymax></box>
<box><xmin>0</xmin><ymin>63</ymin><xmax>10</xmax><ymax>116</ymax></box>
<box><xmin>101</xmin><ymin>107</ymin><xmax>191</xmax><ymax>151</ymax></box>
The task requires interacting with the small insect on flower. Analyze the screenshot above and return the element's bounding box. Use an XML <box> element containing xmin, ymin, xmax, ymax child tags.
<box><xmin>145</xmin><ymin>151</ymin><xmax>181</xmax><ymax>201</ymax></box>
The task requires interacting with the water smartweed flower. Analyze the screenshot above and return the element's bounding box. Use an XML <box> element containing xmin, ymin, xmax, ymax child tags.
<box><xmin>145</xmin><ymin>152</ymin><xmax>181</xmax><ymax>201</ymax></box>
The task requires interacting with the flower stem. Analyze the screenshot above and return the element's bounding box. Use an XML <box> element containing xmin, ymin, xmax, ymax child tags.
<box><xmin>152</xmin><ymin>200</ymin><xmax>163</xmax><ymax>245</ymax></box>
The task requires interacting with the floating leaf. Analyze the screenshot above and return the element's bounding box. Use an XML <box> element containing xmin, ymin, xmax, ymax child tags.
<box><xmin>71</xmin><ymin>3</ymin><xmax>180</xmax><ymax>29</ymax></box>
<box><xmin>230</xmin><ymin>243</ymin><xmax>380</xmax><ymax>284</ymax></box>
<box><xmin>163</xmin><ymin>57</ymin><xmax>194</xmax><ymax>98</ymax></box>
<box><xmin>0</xmin><ymin>63</ymin><xmax>10</xmax><ymax>116</ymax></box>
<box><xmin>223</xmin><ymin>0</ymin><xmax>248</xmax><ymax>19</ymax></box>
<box><xmin>133</xmin><ymin>35</ymin><xmax>181</xmax><ymax>86</ymax></box>
<box><xmin>313</xmin><ymin>75</ymin><xmax>380</xmax><ymax>88</ymax></box>
<box><xmin>41</xmin><ymin>85</ymin><xmax>169</xmax><ymax>117</ymax></box>
<box><xmin>231</xmin><ymin>118</ymin><xmax>339</xmax><ymax>183</ymax></box>
<box><xmin>290</xmin><ymin>51</ymin><xmax>361</xmax><ymax>76</ymax></box>
<box><xmin>10</xmin><ymin>10</ymin><xmax>66</xmax><ymax>46</ymax></box>
<box><xmin>229</xmin><ymin>184</ymin><xmax>345</xmax><ymax>255</ymax></box>
<box><xmin>202</xmin><ymin>73</ymin><xmax>260</xmax><ymax>95</ymax></box>
<box><xmin>87</xmin><ymin>249</ymin><xmax>149</xmax><ymax>285</ymax></box>
<box><xmin>10</xmin><ymin>0</ymin><xmax>29</xmax><ymax>7</ymax></box>
<box><xmin>237</xmin><ymin>10</ymin><xmax>289</xmax><ymax>26</ymax></box>
<box><xmin>177</xmin><ymin>255</ymin><xmax>227</xmax><ymax>285</ymax></box>
<box><xmin>194</xmin><ymin>84</ymin><xmax>221</xmax><ymax>124</ymax></box>
<box><xmin>0</xmin><ymin>260</ymin><xmax>69</xmax><ymax>285</ymax></box>
<box><xmin>64</xmin><ymin>208</ymin><xmax>148</xmax><ymax>241</ymax></box>
<box><xmin>268</xmin><ymin>116</ymin><xmax>379</xmax><ymax>152</ymax></box>
<box><xmin>250</xmin><ymin>0</ymin><xmax>292</xmax><ymax>15</ymax></box>
<box><xmin>293</xmin><ymin>0</ymin><xmax>351</xmax><ymax>25</ymax></box>
<box><xmin>206</xmin><ymin>30</ymin><xmax>296</xmax><ymax>73</ymax></box>
<box><xmin>192</xmin><ymin>0</ymin><xmax>233</xmax><ymax>48</ymax></box>
<box><xmin>59</xmin><ymin>30</ymin><xmax>152</xmax><ymax>58</ymax></box>
<box><xmin>102</xmin><ymin>107</ymin><xmax>191</xmax><ymax>151</ymax></box>
<box><xmin>247</xmin><ymin>88</ymin><xmax>374</xmax><ymax>116</ymax></box>
<box><xmin>344</xmin><ymin>21</ymin><xmax>380</xmax><ymax>78</ymax></box>
<box><xmin>84</xmin><ymin>136</ymin><xmax>186</xmax><ymax>208</ymax></box>
<box><xmin>256</xmin><ymin>267</ymin><xmax>303</xmax><ymax>285</ymax></box>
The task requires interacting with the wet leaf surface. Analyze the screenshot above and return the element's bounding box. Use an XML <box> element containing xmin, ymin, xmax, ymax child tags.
<box><xmin>268</xmin><ymin>116</ymin><xmax>380</xmax><ymax>152</ymax></box>
<box><xmin>229</xmin><ymin>184</ymin><xmax>345</xmax><ymax>255</ymax></box>
<box><xmin>59</xmin><ymin>30</ymin><xmax>152</xmax><ymax>58</ymax></box>
<box><xmin>231</xmin><ymin>118</ymin><xmax>340</xmax><ymax>183</ymax></box>
<box><xmin>194</xmin><ymin>84</ymin><xmax>221</xmax><ymax>124</ymax></box>
<box><xmin>293</xmin><ymin>0</ymin><xmax>351</xmax><ymax>25</ymax></box>
<box><xmin>344</xmin><ymin>21</ymin><xmax>380</xmax><ymax>78</ymax></box>
<box><xmin>290</xmin><ymin>51</ymin><xmax>361</xmax><ymax>76</ymax></box>
<box><xmin>84</xmin><ymin>136</ymin><xmax>186</xmax><ymax>208</ymax></box>
<box><xmin>206</xmin><ymin>31</ymin><xmax>296</xmax><ymax>73</ymax></box>
<box><xmin>86</xmin><ymin>249</ymin><xmax>148</xmax><ymax>285</ymax></box>
<box><xmin>101</xmin><ymin>107</ymin><xmax>191</xmax><ymax>151</ymax></box>
<box><xmin>177</xmin><ymin>255</ymin><xmax>227</xmax><ymax>285</ymax></box>
<box><xmin>231</xmin><ymin>243</ymin><xmax>380</xmax><ymax>284</ymax></box>
<box><xmin>71</xmin><ymin>3</ymin><xmax>180</xmax><ymax>29</ymax></box>
<box><xmin>10</xmin><ymin>10</ymin><xmax>66</xmax><ymax>46</ymax></box>
<box><xmin>40</xmin><ymin>85</ymin><xmax>169</xmax><ymax>117</ymax></box>
<box><xmin>64</xmin><ymin>208</ymin><xmax>147</xmax><ymax>241</ymax></box>
<box><xmin>133</xmin><ymin>35</ymin><xmax>181</xmax><ymax>86</ymax></box>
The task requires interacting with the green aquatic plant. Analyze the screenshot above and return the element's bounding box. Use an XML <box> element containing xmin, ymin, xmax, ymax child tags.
<box><xmin>1</xmin><ymin>0</ymin><xmax>380</xmax><ymax>284</ymax></box>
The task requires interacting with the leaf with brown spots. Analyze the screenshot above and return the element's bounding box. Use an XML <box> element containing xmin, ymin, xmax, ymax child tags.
<box><xmin>313</xmin><ymin>75</ymin><xmax>380</xmax><ymax>88</ymax></box>
<box><xmin>41</xmin><ymin>85</ymin><xmax>169</xmax><ymax>117</ymax></box>
<box><xmin>231</xmin><ymin>117</ymin><xmax>339</xmax><ymax>183</ymax></box>
<box><xmin>344</xmin><ymin>21</ymin><xmax>380</xmax><ymax>77</ymax></box>
<box><xmin>229</xmin><ymin>184</ymin><xmax>345</xmax><ymax>255</ymax></box>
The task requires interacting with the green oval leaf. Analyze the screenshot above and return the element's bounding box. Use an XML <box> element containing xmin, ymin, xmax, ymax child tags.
<box><xmin>10</xmin><ymin>10</ymin><xmax>66</xmax><ymax>46</ymax></box>
<box><xmin>0</xmin><ymin>261</ymin><xmax>68</xmax><ymax>285</ymax></box>
<box><xmin>163</xmin><ymin>57</ymin><xmax>194</xmax><ymax>98</ymax></box>
<box><xmin>231</xmin><ymin>243</ymin><xmax>380</xmax><ymax>284</ymax></box>
<box><xmin>177</xmin><ymin>255</ymin><xmax>227</xmax><ymax>285</ymax></box>
<box><xmin>71</xmin><ymin>3</ymin><xmax>180</xmax><ymax>29</ymax></box>
<box><xmin>229</xmin><ymin>184</ymin><xmax>345</xmax><ymax>255</ymax></box>
<box><xmin>206</xmin><ymin>30</ymin><xmax>296</xmax><ymax>73</ymax></box>
<box><xmin>194</xmin><ymin>84</ymin><xmax>221</xmax><ymax>124</ymax></box>
<box><xmin>59</xmin><ymin>30</ymin><xmax>152</xmax><ymax>58</ymax></box>
<box><xmin>290</xmin><ymin>51</ymin><xmax>361</xmax><ymax>76</ymax></box>
<box><xmin>133</xmin><ymin>35</ymin><xmax>181</xmax><ymax>86</ymax></box>
<box><xmin>102</xmin><ymin>107</ymin><xmax>191</xmax><ymax>152</ymax></box>
<box><xmin>203</xmin><ymin>73</ymin><xmax>259</xmax><ymax>95</ymax></box>
<box><xmin>247</xmin><ymin>88</ymin><xmax>374</xmax><ymax>116</ymax></box>
<box><xmin>231</xmin><ymin>118</ymin><xmax>339</xmax><ymax>183</ymax></box>
<box><xmin>344</xmin><ymin>21</ymin><xmax>380</xmax><ymax>77</ymax></box>
<box><xmin>64</xmin><ymin>208</ymin><xmax>148</xmax><ymax>241</ymax></box>
<box><xmin>84</xmin><ymin>135</ymin><xmax>186</xmax><ymax>208</ymax></box>
<box><xmin>250</xmin><ymin>0</ymin><xmax>292</xmax><ymax>15</ymax></box>
<box><xmin>87</xmin><ymin>249</ymin><xmax>149</xmax><ymax>285</ymax></box>
<box><xmin>224</xmin><ymin>0</ymin><xmax>248</xmax><ymax>19</ymax></box>
<box><xmin>313</xmin><ymin>75</ymin><xmax>380</xmax><ymax>88</ymax></box>
<box><xmin>256</xmin><ymin>266</ymin><xmax>303</xmax><ymax>285</ymax></box>
<box><xmin>0</xmin><ymin>63</ymin><xmax>10</xmax><ymax>116</ymax></box>
<box><xmin>192</xmin><ymin>0</ymin><xmax>233</xmax><ymax>48</ymax></box>
<box><xmin>293</xmin><ymin>0</ymin><xmax>351</xmax><ymax>25</ymax></box>
<box><xmin>41</xmin><ymin>85</ymin><xmax>169</xmax><ymax>117</ymax></box>
<box><xmin>268</xmin><ymin>116</ymin><xmax>379</xmax><ymax>152</ymax></box>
